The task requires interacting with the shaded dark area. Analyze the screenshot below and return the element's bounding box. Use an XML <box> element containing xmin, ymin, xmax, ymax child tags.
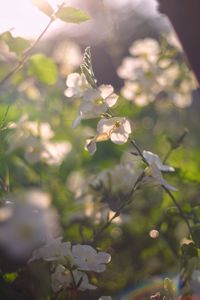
<box><xmin>157</xmin><ymin>0</ymin><xmax>200</xmax><ymax>86</ymax></box>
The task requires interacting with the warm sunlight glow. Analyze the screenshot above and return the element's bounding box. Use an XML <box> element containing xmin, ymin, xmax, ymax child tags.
<box><xmin>0</xmin><ymin>0</ymin><xmax>58</xmax><ymax>38</ymax></box>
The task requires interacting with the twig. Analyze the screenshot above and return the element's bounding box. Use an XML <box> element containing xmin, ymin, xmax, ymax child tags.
<box><xmin>0</xmin><ymin>19</ymin><xmax>53</xmax><ymax>88</ymax></box>
<box><xmin>92</xmin><ymin>170</ymin><xmax>144</xmax><ymax>243</ymax></box>
<box><xmin>163</xmin><ymin>129</ymin><xmax>188</xmax><ymax>163</ymax></box>
<box><xmin>0</xmin><ymin>2</ymin><xmax>66</xmax><ymax>88</ymax></box>
<box><xmin>162</xmin><ymin>185</ymin><xmax>193</xmax><ymax>237</ymax></box>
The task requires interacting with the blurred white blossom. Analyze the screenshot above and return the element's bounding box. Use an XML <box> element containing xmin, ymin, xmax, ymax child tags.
<box><xmin>129</xmin><ymin>38</ymin><xmax>160</xmax><ymax>63</ymax></box>
<box><xmin>7</xmin><ymin>116</ymin><xmax>71</xmax><ymax>165</ymax></box>
<box><xmin>145</xmin><ymin>162</ymin><xmax>177</xmax><ymax>191</ymax></box>
<box><xmin>53</xmin><ymin>40</ymin><xmax>82</xmax><ymax>76</ymax></box>
<box><xmin>118</xmin><ymin>34</ymin><xmax>196</xmax><ymax>108</ymax></box>
<box><xmin>29</xmin><ymin>237</ymin><xmax>73</xmax><ymax>264</ymax></box>
<box><xmin>51</xmin><ymin>265</ymin><xmax>96</xmax><ymax>292</ymax></box>
<box><xmin>0</xmin><ymin>193</ymin><xmax>60</xmax><ymax>260</ymax></box>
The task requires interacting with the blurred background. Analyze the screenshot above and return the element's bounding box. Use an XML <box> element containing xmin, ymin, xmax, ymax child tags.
<box><xmin>0</xmin><ymin>1</ymin><xmax>200</xmax><ymax>300</ymax></box>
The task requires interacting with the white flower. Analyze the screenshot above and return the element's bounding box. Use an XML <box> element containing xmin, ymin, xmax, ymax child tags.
<box><xmin>53</xmin><ymin>40</ymin><xmax>82</xmax><ymax>76</ymax></box>
<box><xmin>72</xmin><ymin>244</ymin><xmax>111</xmax><ymax>272</ymax></box>
<box><xmin>51</xmin><ymin>265</ymin><xmax>96</xmax><ymax>292</ymax></box>
<box><xmin>97</xmin><ymin>117</ymin><xmax>131</xmax><ymax>144</ymax></box>
<box><xmin>29</xmin><ymin>238</ymin><xmax>73</xmax><ymax>264</ymax></box>
<box><xmin>72</xmin><ymin>269</ymin><xmax>96</xmax><ymax>291</ymax></box>
<box><xmin>73</xmin><ymin>84</ymin><xmax>118</xmax><ymax>128</ymax></box>
<box><xmin>64</xmin><ymin>73</ymin><xmax>90</xmax><ymax>98</ymax></box>
<box><xmin>121</xmin><ymin>81</ymin><xmax>151</xmax><ymax>106</ymax></box>
<box><xmin>51</xmin><ymin>265</ymin><xmax>72</xmax><ymax>293</ymax></box>
<box><xmin>145</xmin><ymin>163</ymin><xmax>177</xmax><ymax>192</ymax></box>
<box><xmin>129</xmin><ymin>38</ymin><xmax>160</xmax><ymax>63</ymax></box>
<box><xmin>143</xmin><ymin>150</ymin><xmax>175</xmax><ymax>172</ymax></box>
<box><xmin>26</xmin><ymin>121</ymin><xmax>54</xmax><ymax>140</ymax></box>
<box><xmin>41</xmin><ymin>141</ymin><xmax>72</xmax><ymax>165</ymax></box>
<box><xmin>24</xmin><ymin>137</ymin><xmax>46</xmax><ymax>164</ymax></box>
<box><xmin>117</xmin><ymin>57</ymin><xmax>148</xmax><ymax>80</ymax></box>
<box><xmin>85</xmin><ymin>117</ymin><xmax>131</xmax><ymax>155</ymax></box>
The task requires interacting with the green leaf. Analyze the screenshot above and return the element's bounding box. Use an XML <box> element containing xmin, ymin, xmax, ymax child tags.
<box><xmin>32</xmin><ymin>0</ymin><xmax>54</xmax><ymax>17</ymax></box>
<box><xmin>56</xmin><ymin>6</ymin><xmax>91</xmax><ymax>24</ymax></box>
<box><xmin>4</xmin><ymin>273</ymin><xmax>18</xmax><ymax>283</ymax></box>
<box><xmin>28</xmin><ymin>54</ymin><xmax>57</xmax><ymax>85</ymax></box>
<box><xmin>1</xmin><ymin>31</ymin><xmax>30</xmax><ymax>56</ymax></box>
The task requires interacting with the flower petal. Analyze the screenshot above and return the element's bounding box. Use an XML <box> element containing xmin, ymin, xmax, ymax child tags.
<box><xmin>85</xmin><ymin>138</ymin><xmax>97</xmax><ymax>155</ymax></box>
<box><xmin>99</xmin><ymin>85</ymin><xmax>114</xmax><ymax>98</ymax></box>
<box><xmin>66</xmin><ymin>73</ymin><xmax>80</xmax><ymax>88</ymax></box>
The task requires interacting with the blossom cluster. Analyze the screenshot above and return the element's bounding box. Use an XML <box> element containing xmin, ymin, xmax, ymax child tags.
<box><xmin>65</xmin><ymin>48</ymin><xmax>177</xmax><ymax>220</ymax></box>
<box><xmin>65</xmin><ymin>67</ymin><xmax>132</xmax><ymax>154</ymax></box>
<box><xmin>89</xmin><ymin>150</ymin><xmax>177</xmax><ymax>211</ymax></box>
<box><xmin>29</xmin><ymin>237</ymin><xmax>111</xmax><ymax>292</ymax></box>
<box><xmin>117</xmin><ymin>35</ymin><xmax>196</xmax><ymax>108</ymax></box>
<box><xmin>7</xmin><ymin>115</ymin><xmax>71</xmax><ymax>165</ymax></box>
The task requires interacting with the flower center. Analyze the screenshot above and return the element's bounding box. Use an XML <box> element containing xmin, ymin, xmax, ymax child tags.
<box><xmin>95</xmin><ymin>98</ymin><xmax>104</xmax><ymax>105</ymax></box>
<box><xmin>114</xmin><ymin>121</ymin><xmax>121</xmax><ymax>128</ymax></box>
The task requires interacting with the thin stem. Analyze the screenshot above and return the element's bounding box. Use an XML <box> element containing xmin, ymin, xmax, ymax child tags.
<box><xmin>163</xmin><ymin>129</ymin><xmax>188</xmax><ymax>163</ymax></box>
<box><xmin>93</xmin><ymin>133</ymin><xmax>191</xmax><ymax>244</ymax></box>
<box><xmin>162</xmin><ymin>185</ymin><xmax>193</xmax><ymax>237</ymax></box>
<box><xmin>0</xmin><ymin>1</ymin><xmax>67</xmax><ymax>88</ymax></box>
<box><xmin>130</xmin><ymin>137</ymin><xmax>193</xmax><ymax>238</ymax></box>
<box><xmin>0</xmin><ymin>105</ymin><xmax>10</xmax><ymax>130</ymax></box>
<box><xmin>129</xmin><ymin>138</ymin><xmax>148</xmax><ymax>165</ymax></box>
<box><xmin>162</xmin><ymin>148</ymin><xmax>173</xmax><ymax>164</ymax></box>
<box><xmin>92</xmin><ymin>171</ymin><xmax>144</xmax><ymax>243</ymax></box>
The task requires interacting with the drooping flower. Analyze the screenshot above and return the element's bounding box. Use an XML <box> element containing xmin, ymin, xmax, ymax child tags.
<box><xmin>72</xmin><ymin>244</ymin><xmax>111</xmax><ymax>272</ymax></box>
<box><xmin>145</xmin><ymin>163</ymin><xmax>177</xmax><ymax>192</ymax></box>
<box><xmin>143</xmin><ymin>150</ymin><xmax>175</xmax><ymax>172</ymax></box>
